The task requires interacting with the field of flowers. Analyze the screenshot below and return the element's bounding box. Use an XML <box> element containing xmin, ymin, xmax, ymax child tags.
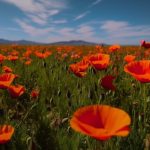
<box><xmin>0</xmin><ymin>44</ymin><xmax>150</xmax><ymax>150</ymax></box>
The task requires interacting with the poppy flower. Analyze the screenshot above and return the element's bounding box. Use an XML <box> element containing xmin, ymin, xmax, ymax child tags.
<box><xmin>2</xmin><ymin>66</ymin><xmax>13</xmax><ymax>73</ymax></box>
<box><xmin>124</xmin><ymin>60</ymin><xmax>150</xmax><ymax>83</ymax></box>
<box><xmin>77</xmin><ymin>60</ymin><xmax>89</xmax><ymax>72</ymax></box>
<box><xmin>10</xmin><ymin>50</ymin><xmax>19</xmax><ymax>56</ymax></box>
<box><xmin>95</xmin><ymin>45</ymin><xmax>103</xmax><ymax>53</ymax></box>
<box><xmin>124</xmin><ymin>55</ymin><xmax>136</xmax><ymax>63</ymax></box>
<box><xmin>8</xmin><ymin>84</ymin><xmax>25</xmax><ymax>98</ymax></box>
<box><xmin>34</xmin><ymin>51</ymin><xmax>52</xmax><ymax>59</ymax></box>
<box><xmin>141</xmin><ymin>40</ymin><xmax>150</xmax><ymax>49</ymax></box>
<box><xmin>24</xmin><ymin>59</ymin><xmax>32</xmax><ymax>65</ymax></box>
<box><xmin>61</xmin><ymin>53</ymin><xmax>68</xmax><ymax>58</ymax></box>
<box><xmin>0</xmin><ymin>125</ymin><xmax>14</xmax><ymax>144</ymax></box>
<box><xmin>69</xmin><ymin>60</ymin><xmax>89</xmax><ymax>78</ymax></box>
<box><xmin>7</xmin><ymin>55</ymin><xmax>18</xmax><ymax>61</ymax></box>
<box><xmin>100</xmin><ymin>75</ymin><xmax>116</xmax><ymax>91</ymax></box>
<box><xmin>69</xmin><ymin>64</ymin><xmax>87</xmax><ymax>78</ymax></box>
<box><xmin>87</xmin><ymin>53</ymin><xmax>110</xmax><ymax>70</ymax></box>
<box><xmin>70</xmin><ymin>105</ymin><xmax>131</xmax><ymax>141</ymax></box>
<box><xmin>71</xmin><ymin>54</ymin><xmax>80</xmax><ymax>59</ymax></box>
<box><xmin>109</xmin><ymin>45</ymin><xmax>120</xmax><ymax>53</ymax></box>
<box><xmin>23</xmin><ymin>50</ymin><xmax>32</xmax><ymax>58</ymax></box>
<box><xmin>0</xmin><ymin>73</ymin><xmax>16</xmax><ymax>89</ymax></box>
<box><xmin>0</xmin><ymin>54</ymin><xmax>6</xmax><ymax>64</ymax></box>
<box><xmin>30</xmin><ymin>89</ymin><xmax>39</xmax><ymax>99</ymax></box>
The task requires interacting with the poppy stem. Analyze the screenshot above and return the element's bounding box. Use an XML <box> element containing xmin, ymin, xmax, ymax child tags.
<box><xmin>142</xmin><ymin>84</ymin><xmax>147</xmax><ymax>126</ymax></box>
<box><xmin>15</xmin><ymin>103</ymin><xmax>37</xmax><ymax>128</ymax></box>
<box><xmin>43</xmin><ymin>59</ymin><xmax>50</xmax><ymax>85</ymax></box>
<box><xmin>86</xmin><ymin>136</ymin><xmax>92</xmax><ymax>150</ymax></box>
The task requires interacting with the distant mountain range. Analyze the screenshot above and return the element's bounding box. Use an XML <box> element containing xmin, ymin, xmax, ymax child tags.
<box><xmin>0</xmin><ymin>39</ymin><xmax>43</xmax><ymax>45</ymax></box>
<box><xmin>50</xmin><ymin>40</ymin><xmax>98</xmax><ymax>45</ymax></box>
<box><xmin>0</xmin><ymin>39</ymin><xmax>100</xmax><ymax>45</ymax></box>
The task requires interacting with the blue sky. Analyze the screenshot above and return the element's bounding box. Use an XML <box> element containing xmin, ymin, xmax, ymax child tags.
<box><xmin>0</xmin><ymin>0</ymin><xmax>150</xmax><ymax>44</ymax></box>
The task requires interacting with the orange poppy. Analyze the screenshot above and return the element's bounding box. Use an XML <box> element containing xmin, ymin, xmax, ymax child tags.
<box><xmin>124</xmin><ymin>60</ymin><xmax>150</xmax><ymax>83</ymax></box>
<box><xmin>61</xmin><ymin>53</ymin><xmax>68</xmax><ymax>58</ymax></box>
<box><xmin>10</xmin><ymin>50</ymin><xmax>19</xmax><ymax>56</ymax></box>
<box><xmin>34</xmin><ymin>51</ymin><xmax>52</xmax><ymax>59</ymax></box>
<box><xmin>0</xmin><ymin>54</ymin><xmax>6</xmax><ymax>63</ymax></box>
<box><xmin>8</xmin><ymin>84</ymin><xmax>25</xmax><ymax>98</ymax></box>
<box><xmin>0</xmin><ymin>125</ymin><xmax>14</xmax><ymax>144</ymax></box>
<box><xmin>69</xmin><ymin>60</ymin><xmax>89</xmax><ymax>78</ymax></box>
<box><xmin>23</xmin><ymin>50</ymin><xmax>32</xmax><ymax>58</ymax></box>
<box><xmin>109</xmin><ymin>45</ymin><xmax>120</xmax><ymax>53</ymax></box>
<box><xmin>69</xmin><ymin>64</ymin><xmax>86</xmax><ymax>78</ymax></box>
<box><xmin>71</xmin><ymin>54</ymin><xmax>80</xmax><ymax>59</ymax></box>
<box><xmin>124</xmin><ymin>55</ymin><xmax>136</xmax><ymax>63</ymax></box>
<box><xmin>88</xmin><ymin>53</ymin><xmax>110</xmax><ymax>70</ymax></box>
<box><xmin>95</xmin><ymin>45</ymin><xmax>103</xmax><ymax>53</ymax></box>
<box><xmin>7</xmin><ymin>55</ymin><xmax>18</xmax><ymax>61</ymax></box>
<box><xmin>70</xmin><ymin>105</ymin><xmax>131</xmax><ymax>140</ymax></box>
<box><xmin>100</xmin><ymin>75</ymin><xmax>116</xmax><ymax>91</ymax></box>
<box><xmin>24</xmin><ymin>59</ymin><xmax>32</xmax><ymax>65</ymax></box>
<box><xmin>0</xmin><ymin>73</ymin><xmax>16</xmax><ymax>89</ymax></box>
<box><xmin>2</xmin><ymin>66</ymin><xmax>13</xmax><ymax>73</ymax></box>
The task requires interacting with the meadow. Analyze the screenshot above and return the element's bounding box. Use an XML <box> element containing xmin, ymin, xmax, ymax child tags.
<box><xmin>0</xmin><ymin>44</ymin><xmax>150</xmax><ymax>150</ymax></box>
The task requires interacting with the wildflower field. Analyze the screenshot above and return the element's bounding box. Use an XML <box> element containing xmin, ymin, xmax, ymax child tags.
<box><xmin>0</xmin><ymin>44</ymin><xmax>150</xmax><ymax>150</ymax></box>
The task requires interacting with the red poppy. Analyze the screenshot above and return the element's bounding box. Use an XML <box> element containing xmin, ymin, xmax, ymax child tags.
<box><xmin>8</xmin><ymin>84</ymin><xmax>25</xmax><ymax>98</ymax></box>
<box><xmin>0</xmin><ymin>73</ymin><xmax>16</xmax><ymax>89</ymax></box>
<box><xmin>141</xmin><ymin>40</ymin><xmax>150</xmax><ymax>49</ymax></box>
<box><xmin>2</xmin><ymin>66</ymin><xmax>13</xmax><ymax>73</ymax></box>
<box><xmin>30</xmin><ymin>89</ymin><xmax>39</xmax><ymax>99</ymax></box>
<box><xmin>124</xmin><ymin>55</ymin><xmax>136</xmax><ymax>63</ymax></box>
<box><xmin>124</xmin><ymin>60</ymin><xmax>150</xmax><ymax>83</ymax></box>
<box><xmin>87</xmin><ymin>53</ymin><xmax>110</xmax><ymax>70</ymax></box>
<box><xmin>0</xmin><ymin>125</ymin><xmax>14</xmax><ymax>144</ymax></box>
<box><xmin>100</xmin><ymin>75</ymin><xmax>116</xmax><ymax>91</ymax></box>
<box><xmin>70</xmin><ymin>105</ymin><xmax>131</xmax><ymax>140</ymax></box>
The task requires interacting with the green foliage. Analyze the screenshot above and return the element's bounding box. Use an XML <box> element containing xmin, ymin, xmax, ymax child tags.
<box><xmin>0</xmin><ymin>45</ymin><xmax>149</xmax><ymax>149</ymax></box>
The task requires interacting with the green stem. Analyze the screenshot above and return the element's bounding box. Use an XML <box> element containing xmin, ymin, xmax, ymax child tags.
<box><xmin>43</xmin><ymin>59</ymin><xmax>50</xmax><ymax>85</ymax></box>
<box><xmin>16</xmin><ymin>103</ymin><xmax>37</xmax><ymax>128</ymax></box>
<box><xmin>86</xmin><ymin>136</ymin><xmax>93</xmax><ymax>150</ymax></box>
<box><xmin>142</xmin><ymin>84</ymin><xmax>147</xmax><ymax>125</ymax></box>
